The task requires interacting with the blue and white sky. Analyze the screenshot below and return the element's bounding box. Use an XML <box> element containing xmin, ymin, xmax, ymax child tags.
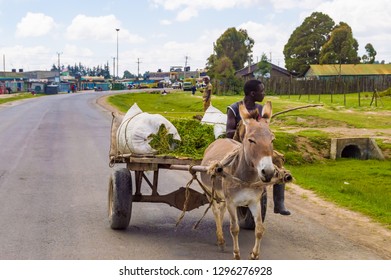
<box><xmin>0</xmin><ymin>0</ymin><xmax>390</xmax><ymax>76</ymax></box>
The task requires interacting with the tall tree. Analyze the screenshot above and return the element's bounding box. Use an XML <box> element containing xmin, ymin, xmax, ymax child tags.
<box><xmin>283</xmin><ymin>12</ymin><xmax>335</xmax><ymax>75</ymax></box>
<box><xmin>319</xmin><ymin>22</ymin><xmax>360</xmax><ymax>65</ymax></box>
<box><xmin>207</xmin><ymin>27</ymin><xmax>253</xmax><ymax>74</ymax></box>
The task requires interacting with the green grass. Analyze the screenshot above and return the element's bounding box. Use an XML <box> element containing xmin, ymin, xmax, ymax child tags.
<box><xmin>109</xmin><ymin>91</ymin><xmax>391</xmax><ymax>129</ymax></box>
<box><xmin>272</xmin><ymin>95</ymin><xmax>391</xmax><ymax>130</ymax></box>
<box><xmin>288</xmin><ymin>159</ymin><xmax>391</xmax><ymax>229</ymax></box>
<box><xmin>0</xmin><ymin>93</ymin><xmax>43</xmax><ymax>104</ymax></box>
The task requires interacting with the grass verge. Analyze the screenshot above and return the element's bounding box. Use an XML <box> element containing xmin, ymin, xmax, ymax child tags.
<box><xmin>288</xmin><ymin>159</ymin><xmax>391</xmax><ymax>229</ymax></box>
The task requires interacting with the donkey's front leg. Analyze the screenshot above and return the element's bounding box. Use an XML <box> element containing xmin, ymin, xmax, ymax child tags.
<box><xmin>211</xmin><ymin>201</ymin><xmax>226</xmax><ymax>251</ymax></box>
<box><xmin>227</xmin><ymin>204</ymin><xmax>241</xmax><ymax>260</ymax></box>
<box><xmin>249</xmin><ymin>203</ymin><xmax>265</xmax><ymax>260</ymax></box>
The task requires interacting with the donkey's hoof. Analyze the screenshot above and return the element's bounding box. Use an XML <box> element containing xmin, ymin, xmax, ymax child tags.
<box><xmin>233</xmin><ymin>251</ymin><xmax>241</xmax><ymax>260</ymax></box>
<box><xmin>217</xmin><ymin>242</ymin><xmax>226</xmax><ymax>252</ymax></box>
<box><xmin>250</xmin><ymin>252</ymin><xmax>259</xmax><ymax>260</ymax></box>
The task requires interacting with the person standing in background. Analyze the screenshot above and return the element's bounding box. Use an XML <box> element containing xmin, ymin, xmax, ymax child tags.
<box><xmin>202</xmin><ymin>76</ymin><xmax>212</xmax><ymax>111</ymax></box>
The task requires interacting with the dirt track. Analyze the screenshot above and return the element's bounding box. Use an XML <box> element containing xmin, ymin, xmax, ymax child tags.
<box><xmin>96</xmin><ymin>93</ymin><xmax>391</xmax><ymax>260</ymax></box>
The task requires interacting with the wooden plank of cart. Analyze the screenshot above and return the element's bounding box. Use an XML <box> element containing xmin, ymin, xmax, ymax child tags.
<box><xmin>108</xmin><ymin>154</ymin><xmax>213</xmax><ymax>230</ymax></box>
<box><xmin>108</xmin><ymin>154</ymin><xmax>269</xmax><ymax>230</ymax></box>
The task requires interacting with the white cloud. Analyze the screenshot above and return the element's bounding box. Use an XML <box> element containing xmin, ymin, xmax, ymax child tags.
<box><xmin>119</xmin><ymin>28</ymin><xmax>219</xmax><ymax>73</ymax></box>
<box><xmin>1</xmin><ymin>45</ymin><xmax>52</xmax><ymax>70</ymax></box>
<box><xmin>66</xmin><ymin>14</ymin><xmax>145</xmax><ymax>44</ymax></box>
<box><xmin>150</xmin><ymin>0</ymin><xmax>264</xmax><ymax>21</ymax></box>
<box><xmin>160</xmin><ymin>19</ymin><xmax>172</xmax><ymax>25</ymax></box>
<box><xmin>176</xmin><ymin>7</ymin><xmax>199</xmax><ymax>21</ymax></box>
<box><xmin>239</xmin><ymin>21</ymin><xmax>288</xmax><ymax>65</ymax></box>
<box><xmin>16</xmin><ymin>12</ymin><xmax>56</xmax><ymax>37</ymax></box>
<box><xmin>269</xmin><ymin>0</ymin><xmax>323</xmax><ymax>11</ymax></box>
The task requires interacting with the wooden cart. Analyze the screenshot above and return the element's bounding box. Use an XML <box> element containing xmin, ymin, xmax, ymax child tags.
<box><xmin>108</xmin><ymin>154</ymin><xmax>268</xmax><ymax>230</ymax></box>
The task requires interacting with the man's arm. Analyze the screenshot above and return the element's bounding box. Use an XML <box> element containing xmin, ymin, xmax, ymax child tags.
<box><xmin>226</xmin><ymin>109</ymin><xmax>237</xmax><ymax>139</ymax></box>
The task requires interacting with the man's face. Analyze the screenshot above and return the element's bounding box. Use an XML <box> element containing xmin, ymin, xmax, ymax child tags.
<box><xmin>253</xmin><ymin>83</ymin><xmax>265</xmax><ymax>102</ymax></box>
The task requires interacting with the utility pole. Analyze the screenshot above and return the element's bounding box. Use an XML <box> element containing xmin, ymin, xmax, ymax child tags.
<box><xmin>57</xmin><ymin>52</ymin><xmax>62</xmax><ymax>82</ymax></box>
<box><xmin>184</xmin><ymin>55</ymin><xmax>189</xmax><ymax>80</ymax></box>
<box><xmin>112</xmin><ymin>57</ymin><xmax>116</xmax><ymax>79</ymax></box>
<box><xmin>136</xmin><ymin>58</ymin><xmax>142</xmax><ymax>79</ymax></box>
<box><xmin>116</xmin><ymin>28</ymin><xmax>120</xmax><ymax>79</ymax></box>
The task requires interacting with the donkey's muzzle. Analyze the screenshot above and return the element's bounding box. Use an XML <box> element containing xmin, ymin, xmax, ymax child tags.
<box><xmin>261</xmin><ymin>167</ymin><xmax>275</xmax><ymax>183</ymax></box>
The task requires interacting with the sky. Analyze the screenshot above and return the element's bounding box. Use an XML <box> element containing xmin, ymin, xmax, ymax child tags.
<box><xmin>0</xmin><ymin>0</ymin><xmax>390</xmax><ymax>76</ymax></box>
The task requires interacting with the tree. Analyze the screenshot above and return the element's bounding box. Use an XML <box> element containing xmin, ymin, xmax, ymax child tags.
<box><xmin>123</xmin><ymin>70</ymin><xmax>135</xmax><ymax>79</ymax></box>
<box><xmin>255</xmin><ymin>53</ymin><xmax>272</xmax><ymax>78</ymax></box>
<box><xmin>208</xmin><ymin>55</ymin><xmax>243</xmax><ymax>95</ymax></box>
<box><xmin>283</xmin><ymin>12</ymin><xmax>335</xmax><ymax>75</ymax></box>
<box><xmin>207</xmin><ymin>27</ymin><xmax>253</xmax><ymax>74</ymax></box>
<box><xmin>319</xmin><ymin>22</ymin><xmax>360</xmax><ymax>65</ymax></box>
<box><xmin>364</xmin><ymin>43</ymin><xmax>377</xmax><ymax>63</ymax></box>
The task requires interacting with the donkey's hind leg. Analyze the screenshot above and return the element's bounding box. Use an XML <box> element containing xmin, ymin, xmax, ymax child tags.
<box><xmin>248</xmin><ymin>202</ymin><xmax>265</xmax><ymax>260</ymax></box>
<box><xmin>211</xmin><ymin>201</ymin><xmax>226</xmax><ymax>251</ymax></box>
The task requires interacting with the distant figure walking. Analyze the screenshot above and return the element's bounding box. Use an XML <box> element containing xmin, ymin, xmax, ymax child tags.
<box><xmin>202</xmin><ymin>76</ymin><xmax>212</xmax><ymax>111</ymax></box>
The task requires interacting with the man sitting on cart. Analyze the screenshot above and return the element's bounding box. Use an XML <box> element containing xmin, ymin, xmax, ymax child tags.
<box><xmin>226</xmin><ymin>79</ymin><xmax>291</xmax><ymax>216</ymax></box>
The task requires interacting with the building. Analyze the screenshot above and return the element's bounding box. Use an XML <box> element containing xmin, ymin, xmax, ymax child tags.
<box><xmin>0</xmin><ymin>71</ymin><xmax>27</xmax><ymax>93</ymax></box>
<box><xmin>235</xmin><ymin>62</ymin><xmax>292</xmax><ymax>80</ymax></box>
<box><xmin>304</xmin><ymin>64</ymin><xmax>391</xmax><ymax>80</ymax></box>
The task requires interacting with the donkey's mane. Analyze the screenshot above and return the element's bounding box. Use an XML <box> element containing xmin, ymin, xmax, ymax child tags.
<box><xmin>248</xmin><ymin>108</ymin><xmax>260</xmax><ymax>120</ymax></box>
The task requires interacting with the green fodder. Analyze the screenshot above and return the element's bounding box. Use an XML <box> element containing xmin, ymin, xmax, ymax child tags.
<box><xmin>149</xmin><ymin>119</ymin><xmax>215</xmax><ymax>159</ymax></box>
<box><xmin>148</xmin><ymin>124</ymin><xmax>181</xmax><ymax>155</ymax></box>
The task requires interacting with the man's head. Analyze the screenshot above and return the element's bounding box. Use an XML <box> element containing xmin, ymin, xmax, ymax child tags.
<box><xmin>244</xmin><ymin>79</ymin><xmax>265</xmax><ymax>102</ymax></box>
<box><xmin>203</xmin><ymin>76</ymin><xmax>210</xmax><ymax>84</ymax></box>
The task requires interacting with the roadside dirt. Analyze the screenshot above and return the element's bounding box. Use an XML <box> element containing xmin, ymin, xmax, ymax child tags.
<box><xmin>96</xmin><ymin>94</ymin><xmax>391</xmax><ymax>259</ymax></box>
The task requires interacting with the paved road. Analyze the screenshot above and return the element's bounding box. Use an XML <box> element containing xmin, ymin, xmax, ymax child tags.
<box><xmin>0</xmin><ymin>92</ymin><xmax>385</xmax><ymax>260</ymax></box>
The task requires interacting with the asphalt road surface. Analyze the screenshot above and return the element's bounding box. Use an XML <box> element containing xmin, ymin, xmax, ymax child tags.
<box><xmin>0</xmin><ymin>91</ymin><xmax>387</xmax><ymax>260</ymax></box>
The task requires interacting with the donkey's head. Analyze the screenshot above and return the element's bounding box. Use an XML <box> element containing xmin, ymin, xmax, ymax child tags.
<box><xmin>239</xmin><ymin>101</ymin><xmax>275</xmax><ymax>182</ymax></box>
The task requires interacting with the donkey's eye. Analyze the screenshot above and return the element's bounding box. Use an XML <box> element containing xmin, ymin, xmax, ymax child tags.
<box><xmin>248</xmin><ymin>139</ymin><xmax>256</xmax><ymax>144</ymax></box>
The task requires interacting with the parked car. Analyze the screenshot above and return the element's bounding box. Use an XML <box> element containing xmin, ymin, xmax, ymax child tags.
<box><xmin>183</xmin><ymin>82</ymin><xmax>193</xmax><ymax>91</ymax></box>
<box><xmin>172</xmin><ymin>82</ymin><xmax>181</xmax><ymax>89</ymax></box>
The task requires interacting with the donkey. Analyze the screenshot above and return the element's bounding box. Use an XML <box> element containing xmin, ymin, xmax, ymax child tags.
<box><xmin>200</xmin><ymin>101</ymin><xmax>283</xmax><ymax>260</ymax></box>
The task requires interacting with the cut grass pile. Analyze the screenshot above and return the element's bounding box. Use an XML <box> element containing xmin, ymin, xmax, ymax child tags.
<box><xmin>149</xmin><ymin>119</ymin><xmax>215</xmax><ymax>159</ymax></box>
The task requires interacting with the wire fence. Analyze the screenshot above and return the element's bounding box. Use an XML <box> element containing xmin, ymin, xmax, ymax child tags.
<box><xmin>265</xmin><ymin>76</ymin><xmax>391</xmax><ymax>96</ymax></box>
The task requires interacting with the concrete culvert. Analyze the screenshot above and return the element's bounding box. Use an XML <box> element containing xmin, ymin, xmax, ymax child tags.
<box><xmin>341</xmin><ymin>145</ymin><xmax>361</xmax><ymax>159</ymax></box>
<box><xmin>330</xmin><ymin>138</ymin><xmax>385</xmax><ymax>160</ymax></box>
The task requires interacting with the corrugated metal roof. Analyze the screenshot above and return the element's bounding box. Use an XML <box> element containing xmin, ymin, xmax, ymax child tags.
<box><xmin>306</xmin><ymin>64</ymin><xmax>391</xmax><ymax>76</ymax></box>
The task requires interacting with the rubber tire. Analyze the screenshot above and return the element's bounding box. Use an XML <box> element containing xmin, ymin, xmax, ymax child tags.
<box><xmin>237</xmin><ymin>190</ymin><xmax>267</xmax><ymax>230</ymax></box>
<box><xmin>108</xmin><ymin>168</ymin><xmax>132</xmax><ymax>230</ymax></box>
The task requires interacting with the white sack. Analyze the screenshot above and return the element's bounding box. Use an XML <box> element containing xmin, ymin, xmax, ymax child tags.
<box><xmin>117</xmin><ymin>103</ymin><xmax>181</xmax><ymax>155</ymax></box>
<box><xmin>122</xmin><ymin>102</ymin><xmax>143</xmax><ymax>122</ymax></box>
<box><xmin>201</xmin><ymin>105</ymin><xmax>227</xmax><ymax>138</ymax></box>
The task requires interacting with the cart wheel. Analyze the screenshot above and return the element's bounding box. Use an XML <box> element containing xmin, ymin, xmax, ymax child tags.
<box><xmin>237</xmin><ymin>190</ymin><xmax>267</xmax><ymax>229</ymax></box>
<box><xmin>108</xmin><ymin>168</ymin><xmax>132</xmax><ymax>230</ymax></box>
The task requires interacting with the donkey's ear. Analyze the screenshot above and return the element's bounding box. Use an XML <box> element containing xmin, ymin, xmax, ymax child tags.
<box><xmin>238</xmin><ymin>102</ymin><xmax>251</xmax><ymax>125</ymax></box>
<box><xmin>261</xmin><ymin>101</ymin><xmax>272</xmax><ymax>122</ymax></box>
